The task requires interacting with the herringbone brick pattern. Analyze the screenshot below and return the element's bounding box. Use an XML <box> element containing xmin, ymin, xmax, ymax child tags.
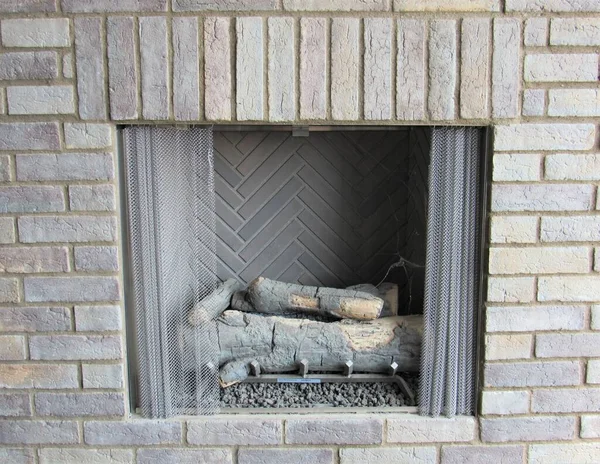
<box><xmin>214</xmin><ymin>129</ymin><xmax>430</xmax><ymax>299</ymax></box>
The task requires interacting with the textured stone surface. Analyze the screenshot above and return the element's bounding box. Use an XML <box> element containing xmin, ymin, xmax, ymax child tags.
<box><xmin>593</xmin><ymin>305</ymin><xmax>600</xmax><ymax>330</ymax></box>
<box><xmin>0</xmin><ymin>335</ymin><xmax>26</xmax><ymax>360</ymax></box>
<box><xmin>69</xmin><ymin>185</ymin><xmax>116</xmax><ymax>212</ymax></box>
<box><xmin>39</xmin><ymin>448</ymin><xmax>134</xmax><ymax>464</ymax></box>
<box><xmin>0</xmin><ymin>122</ymin><xmax>60</xmax><ymax>150</ymax></box>
<box><xmin>1</xmin><ymin>19</ymin><xmax>69</xmax><ymax>47</ymax></box>
<box><xmin>507</xmin><ymin>0</ymin><xmax>600</xmax><ymax>11</ymax></box>
<box><xmin>236</xmin><ymin>17</ymin><xmax>263</xmax><ymax>121</ymax></box>
<box><xmin>0</xmin><ymin>186</ymin><xmax>64</xmax><ymax>213</ymax></box>
<box><xmin>63</xmin><ymin>53</ymin><xmax>73</xmax><ymax>78</ymax></box>
<box><xmin>241</xmin><ymin>448</ymin><xmax>333</xmax><ymax>464</ymax></box>
<box><xmin>0</xmin><ymin>421</ymin><xmax>79</xmax><ymax>445</ymax></box>
<box><xmin>489</xmin><ymin>246</ymin><xmax>589</xmax><ymax>274</ymax></box>
<box><xmin>75</xmin><ymin>305</ymin><xmax>122</xmax><ymax>331</ymax></box>
<box><xmin>538</xmin><ymin>276</ymin><xmax>600</xmax><ymax>302</ymax></box>
<box><xmin>107</xmin><ymin>17</ymin><xmax>138</xmax><ymax>120</ymax></box>
<box><xmin>139</xmin><ymin>449</ymin><xmax>232</xmax><ymax>464</ymax></box>
<box><xmin>396</xmin><ymin>19</ymin><xmax>425</xmax><ymax>120</ymax></box>
<box><xmin>62</xmin><ymin>0</ymin><xmax>167</xmax><ymax>12</ymax></box>
<box><xmin>0</xmin><ymin>449</ymin><xmax>34</xmax><ymax>464</ymax></box>
<box><xmin>331</xmin><ymin>18</ymin><xmax>359</xmax><ymax>120</ymax></box>
<box><xmin>0</xmin><ymin>278</ymin><xmax>19</xmax><ymax>303</ymax></box>
<box><xmin>84</xmin><ymin>421</ymin><xmax>181</xmax><ymax>445</ymax></box>
<box><xmin>268</xmin><ymin>18</ymin><xmax>295</xmax><ymax>122</ymax></box>
<box><xmin>485</xmin><ymin>334</ymin><xmax>532</xmax><ymax>360</ymax></box>
<box><xmin>525</xmin><ymin>54</ymin><xmax>599</xmax><ymax>82</ymax></box>
<box><xmin>64</xmin><ymin>123</ymin><xmax>112</xmax><ymax>149</ymax></box>
<box><xmin>74</xmin><ymin>247</ymin><xmax>119</xmax><ymax>272</ymax></box>
<box><xmin>174</xmin><ymin>0</ymin><xmax>275</xmax><ymax>10</ymax></box>
<box><xmin>364</xmin><ymin>18</ymin><xmax>392</xmax><ymax>120</ymax></box>
<box><xmin>487</xmin><ymin>277</ymin><xmax>535</xmax><ymax>302</ymax></box>
<box><xmin>551</xmin><ymin>18</ymin><xmax>600</xmax><ymax>45</ymax></box>
<box><xmin>522</xmin><ymin>89</ymin><xmax>545</xmax><ymax>116</ymax></box>
<box><xmin>0</xmin><ymin>218</ymin><xmax>14</xmax><ymax>244</ymax></box>
<box><xmin>204</xmin><ymin>17</ymin><xmax>231</xmax><ymax>120</ymax></box>
<box><xmin>542</xmin><ymin>216</ymin><xmax>600</xmax><ymax>241</ymax></box>
<box><xmin>493</xmin><ymin>153</ymin><xmax>541</xmax><ymax>181</ymax></box>
<box><xmin>286</xmin><ymin>0</ymin><xmax>385</xmax><ymax>10</ymax></box>
<box><xmin>536</xmin><ymin>333</ymin><xmax>600</xmax><ymax>357</ymax></box>
<box><xmin>396</xmin><ymin>0</ymin><xmax>499</xmax><ymax>10</ymax></box>
<box><xmin>0</xmin><ymin>364</ymin><xmax>78</xmax><ymax>389</ymax></box>
<box><xmin>24</xmin><ymin>276</ymin><xmax>120</xmax><ymax>303</ymax></box>
<box><xmin>0</xmin><ymin>51</ymin><xmax>57</xmax><ymax>80</ymax></box>
<box><xmin>491</xmin><ymin>184</ymin><xmax>593</xmax><ymax>212</ymax></box>
<box><xmin>487</xmin><ymin>305</ymin><xmax>585</xmax><ymax>332</ymax></box>
<box><xmin>580</xmin><ymin>416</ymin><xmax>600</xmax><ymax>438</ymax></box>
<box><xmin>492</xmin><ymin>19</ymin><xmax>520</xmax><ymax>118</ymax></box>
<box><xmin>0</xmin><ymin>0</ymin><xmax>56</xmax><ymax>12</ymax></box>
<box><xmin>0</xmin><ymin>155</ymin><xmax>9</xmax><ymax>181</ymax></box>
<box><xmin>547</xmin><ymin>154</ymin><xmax>600</xmax><ymax>181</ymax></box>
<box><xmin>548</xmin><ymin>89</ymin><xmax>600</xmax><ymax>117</ymax></box>
<box><xmin>17</xmin><ymin>153</ymin><xmax>113</xmax><ymax>181</ymax></box>
<box><xmin>287</xmin><ymin>418</ymin><xmax>382</xmax><ymax>444</ymax></box>
<box><xmin>428</xmin><ymin>20</ymin><xmax>456</xmax><ymax>120</ymax></box>
<box><xmin>0</xmin><ymin>307</ymin><xmax>70</xmax><ymax>332</ymax></box>
<box><xmin>490</xmin><ymin>216</ymin><xmax>537</xmax><ymax>243</ymax></box>
<box><xmin>341</xmin><ymin>447</ymin><xmax>436</xmax><ymax>463</ymax></box>
<box><xmin>35</xmin><ymin>392</ymin><xmax>125</xmax><ymax>417</ymax></box>
<box><xmin>7</xmin><ymin>86</ymin><xmax>74</xmax><ymax>115</ymax></box>
<box><xmin>481</xmin><ymin>416</ymin><xmax>575</xmax><ymax>442</ymax></box>
<box><xmin>495</xmin><ymin>124</ymin><xmax>596</xmax><ymax>151</ymax></box>
<box><xmin>529</xmin><ymin>443</ymin><xmax>600</xmax><ymax>464</ymax></box>
<box><xmin>140</xmin><ymin>17</ymin><xmax>169</xmax><ymax>120</ymax></box>
<box><xmin>441</xmin><ymin>445</ymin><xmax>525</xmax><ymax>464</ymax></box>
<box><xmin>460</xmin><ymin>18</ymin><xmax>489</xmax><ymax>119</ymax></box>
<box><xmin>82</xmin><ymin>364</ymin><xmax>124</xmax><ymax>389</ymax></box>
<box><xmin>524</xmin><ymin>18</ymin><xmax>548</xmax><ymax>46</ymax></box>
<box><xmin>300</xmin><ymin>18</ymin><xmax>326</xmax><ymax>120</ymax></box>
<box><xmin>188</xmin><ymin>418</ymin><xmax>281</xmax><ymax>445</ymax></box>
<box><xmin>0</xmin><ymin>247</ymin><xmax>69</xmax><ymax>273</ymax></box>
<box><xmin>30</xmin><ymin>335</ymin><xmax>122</xmax><ymax>360</ymax></box>
<box><xmin>74</xmin><ymin>18</ymin><xmax>107</xmax><ymax>120</ymax></box>
<box><xmin>388</xmin><ymin>416</ymin><xmax>475</xmax><ymax>443</ymax></box>
<box><xmin>18</xmin><ymin>216</ymin><xmax>117</xmax><ymax>243</ymax></box>
<box><xmin>173</xmin><ymin>17</ymin><xmax>200</xmax><ymax>121</ymax></box>
<box><xmin>532</xmin><ymin>388</ymin><xmax>600</xmax><ymax>413</ymax></box>
<box><xmin>481</xmin><ymin>391</ymin><xmax>530</xmax><ymax>415</ymax></box>
<box><xmin>485</xmin><ymin>360</ymin><xmax>580</xmax><ymax>387</ymax></box>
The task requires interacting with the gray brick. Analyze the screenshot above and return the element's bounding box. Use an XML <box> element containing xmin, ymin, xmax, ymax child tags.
<box><xmin>140</xmin><ymin>17</ymin><xmax>169</xmax><ymax>120</ymax></box>
<box><xmin>485</xmin><ymin>361</ymin><xmax>581</xmax><ymax>387</ymax></box>
<box><xmin>546</xmin><ymin>154</ymin><xmax>600</xmax><ymax>181</ymax></box>
<box><xmin>69</xmin><ymin>185</ymin><xmax>116</xmax><ymax>212</ymax></box>
<box><xmin>340</xmin><ymin>447</ymin><xmax>436</xmax><ymax>463</ymax></box>
<box><xmin>35</xmin><ymin>392</ymin><xmax>125</xmax><ymax>417</ymax></box>
<box><xmin>539</xmin><ymin>275</ymin><xmax>600</xmax><ymax>302</ymax></box>
<box><xmin>175</xmin><ymin>0</ymin><xmax>275</xmax><ymax>10</ymax></box>
<box><xmin>493</xmin><ymin>152</ymin><xmax>542</xmax><ymax>181</ymax></box>
<box><xmin>24</xmin><ymin>276</ymin><xmax>120</xmax><ymax>303</ymax></box>
<box><xmin>287</xmin><ymin>418</ymin><xmax>382</xmax><ymax>445</ymax></box>
<box><xmin>0</xmin><ymin>335</ymin><xmax>26</xmax><ymax>360</ymax></box>
<box><xmin>481</xmin><ymin>416</ymin><xmax>575</xmax><ymax>442</ymax></box>
<box><xmin>74</xmin><ymin>18</ymin><xmax>107</xmax><ymax>120</ymax></box>
<box><xmin>590</xmin><ymin>360</ymin><xmax>600</xmax><ymax>384</ymax></box>
<box><xmin>7</xmin><ymin>85</ymin><xmax>74</xmax><ymax>115</ymax></box>
<box><xmin>0</xmin><ymin>218</ymin><xmax>14</xmax><ymax>244</ymax></box>
<box><xmin>0</xmin><ymin>51</ymin><xmax>58</xmax><ymax>80</ymax></box>
<box><xmin>63</xmin><ymin>0</ymin><xmax>167</xmax><ymax>12</ymax></box>
<box><xmin>173</xmin><ymin>17</ymin><xmax>200</xmax><ymax>121</ymax></box>
<box><xmin>0</xmin><ymin>306</ymin><xmax>71</xmax><ymax>332</ymax></box>
<box><xmin>139</xmin><ymin>449</ymin><xmax>232</xmax><ymax>464</ymax></box>
<box><xmin>107</xmin><ymin>17</ymin><xmax>138</xmax><ymax>120</ymax></box>
<box><xmin>75</xmin><ymin>305</ymin><xmax>122</xmax><ymax>331</ymax></box>
<box><xmin>490</xmin><ymin>215</ymin><xmax>537</xmax><ymax>243</ymax></box>
<box><xmin>17</xmin><ymin>154</ymin><xmax>113</xmax><ymax>182</ymax></box>
<box><xmin>18</xmin><ymin>216</ymin><xmax>117</xmax><ymax>243</ymax></box>
<box><xmin>495</xmin><ymin>123</ymin><xmax>595</xmax><ymax>151</ymax></box>
<box><xmin>1</xmin><ymin>19</ymin><xmax>70</xmax><ymax>48</ymax></box>
<box><xmin>84</xmin><ymin>421</ymin><xmax>181</xmax><ymax>445</ymax></box>
<box><xmin>492</xmin><ymin>19</ymin><xmax>520</xmax><ymax>118</ymax></box>
<box><xmin>0</xmin><ymin>122</ymin><xmax>60</xmax><ymax>151</ymax></box>
<box><xmin>441</xmin><ymin>445</ymin><xmax>524</xmax><ymax>464</ymax></box>
<box><xmin>491</xmin><ymin>184</ymin><xmax>593</xmax><ymax>212</ymax></box>
<box><xmin>0</xmin><ymin>393</ymin><xmax>30</xmax><ymax>416</ymax></box>
<box><xmin>0</xmin><ymin>154</ymin><xmax>11</xmax><ymax>181</ymax></box>
<box><xmin>0</xmin><ymin>449</ymin><xmax>35</xmax><ymax>464</ymax></box>
<box><xmin>388</xmin><ymin>416</ymin><xmax>475</xmax><ymax>443</ymax></box>
<box><xmin>188</xmin><ymin>418</ymin><xmax>282</xmax><ymax>445</ymax></box>
<box><xmin>30</xmin><ymin>335</ymin><xmax>122</xmax><ymax>360</ymax></box>
<box><xmin>525</xmin><ymin>53</ymin><xmax>599</xmax><ymax>82</ymax></box>
<box><xmin>531</xmin><ymin>443</ymin><xmax>600</xmax><ymax>464</ymax></box>
<box><xmin>395</xmin><ymin>0</ymin><xmax>499</xmax><ymax>10</ymax></box>
<box><xmin>63</xmin><ymin>53</ymin><xmax>73</xmax><ymax>78</ymax></box>
<box><xmin>532</xmin><ymin>388</ymin><xmax>600</xmax><ymax>413</ymax></box>
<box><xmin>236</xmin><ymin>17</ymin><xmax>264</xmax><ymax>121</ymax></box>
<box><xmin>0</xmin><ymin>89</ymin><xmax>4</xmax><ymax>115</ymax></box>
<box><xmin>593</xmin><ymin>305</ymin><xmax>599</xmax><ymax>330</ymax></box>
<box><xmin>286</xmin><ymin>0</ymin><xmax>385</xmax><ymax>10</ymax></box>
<box><xmin>485</xmin><ymin>333</ymin><xmax>532</xmax><ymax>360</ymax></box>
<box><xmin>581</xmin><ymin>415</ymin><xmax>600</xmax><ymax>438</ymax></box>
<box><xmin>551</xmin><ymin>18</ymin><xmax>600</xmax><ymax>46</ymax></box>
<box><xmin>364</xmin><ymin>18</ymin><xmax>392</xmax><ymax>120</ymax></box>
<box><xmin>0</xmin><ymin>246</ymin><xmax>69</xmax><ymax>273</ymax></box>
<box><xmin>536</xmin><ymin>333</ymin><xmax>600</xmax><ymax>357</ymax></box>
<box><xmin>269</xmin><ymin>17</ymin><xmax>296</xmax><ymax>122</ymax></box>
<box><xmin>522</xmin><ymin>89</ymin><xmax>545</xmax><ymax>116</ymax></box>
<box><xmin>480</xmin><ymin>391</ymin><xmax>530</xmax><ymax>415</ymax></box>
<box><xmin>488</xmin><ymin>246</ymin><xmax>589</xmax><ymax>274</ymax></box>
<box><xmin>82</xmin><ymin>363</ymin><xmax>124</xmax><ymax>388</ymax></box>
<box><xmin>64</xmin><ymin>123</ymin><xmax>112</xmax><ymax>149</ymax></box>
<box><xmin>428</xmin><ymin>20</ymin><xmax>457</xmax><ymax>120</ymax></box>
<box><xmin>524</xmin><ymin>18</ymin><xmax>548</xmax><ymax>46</ymax></box>
<box><xmin>460</xmin><ymin>18</ymin><xmax>490</xmax><ymax>119</ymax></box>
<box><xmin>396</xmin><ymin>19</ymin><xmax>425</xmax><ymax>120</ymax></box>
<box><xmin>0</xmin><ymin>278</ymin><xmax>19</xmax><ymax>303</ymax></box>
<box><xmin>204</xmin><ymin>17</ymin><xmax>231</xmax><ymax>121</ymax></box>
<box><xmin>300</xmin><ymin>18</ymin><xmax>327</xmax><ymax>120</ymax></box>
<box><xmin>0</xmin><ymin>0</ymin><xmax>56</xmax><ymax>12</ymax></box>
<box><xmin>542</xmin><ymin>216</ymin><xmax>600</xmax><ymax>241</ymax></box>
<box><xmin>0</xmin><ymin>186</ymin><xmax>64</xmax><ymax>213</ymax></box>
<box><xmin>39</xmin><ymin>449</ymin><xmax>134</xmax><ymax>464</ymax></box>
<box><xmin>507</xmin><ymin>0</ymin><xmax>600</xmax><ymax>12</ymax></box>
<box><xmin>548</xmin><ymin>89</ymin><xmax>600</xmax><ymax>117</ymax></box>
<box><xmin>0</xmin><ymin>364</ymin><xmax>78</xmax><ymax>389</ymax></box>
<box><xmin>74</xmin><ymin>246</ymin><xmax>119</xmax><ymax>272</ymax></box>
<box><xmin>487</xmin><ymin>305</ymin><xmax>585</xmax><ymax>332</ymax></box>
<box><xmin>0</xmin><ymin>420</ymin><xmax>79</xmax><ymax>445</ymax></box>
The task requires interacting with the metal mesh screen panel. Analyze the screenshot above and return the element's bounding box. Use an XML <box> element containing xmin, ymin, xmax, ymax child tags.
<box><xmin>123</xmin><ymin>126</ymin><xmax>219</xmax><ymax>417</ymax></box>
<box><xmin>419</xmin><ymin>127</ymin><xmax>481</xmax><ymax>417</ymax></box>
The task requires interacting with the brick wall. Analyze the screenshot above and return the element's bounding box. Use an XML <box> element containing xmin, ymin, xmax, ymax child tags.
<box><xmin>0</xmin><ymin>0</ymin><xmax>598</xmax><ymax>463</ymax></box>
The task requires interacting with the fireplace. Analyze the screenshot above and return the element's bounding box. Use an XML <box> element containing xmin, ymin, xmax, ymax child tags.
<box><xmin>122</xmin><ymin>125</ymin><xmax>487</xmax><ymax>418</ymax></box>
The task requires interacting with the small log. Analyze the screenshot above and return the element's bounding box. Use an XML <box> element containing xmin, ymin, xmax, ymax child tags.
<box><xmin>217</xmin><ymin>310</ymin><xmax>422</xmax><ymax>384</ymax></box>
<box><xmin>346</xmin><ymin>282</ymin><xmax>398</xmax><ymax>317</ymax></box>
<box><xmin>246</xmin><ymin>277</ymin><xmax>384</xmax><ymax>321</ymax></box>
<box><xmin>188</xmin><ymin>279</ymin><xmax>242</xmax><ymax>326</ymax></box>
<box><xmin>230</xmin><ymin>291</ymin><xmax>254</xmax><ymax>312</ymax></box>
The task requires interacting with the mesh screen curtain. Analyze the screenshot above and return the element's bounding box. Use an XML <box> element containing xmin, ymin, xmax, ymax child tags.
<box><xmin>419</xmin><ymin>127</ymin><xmax>482</xmax><ymax>417</ymax></box>
<box><xmin>123</xmin><ymin>126</ymin><xmax>220</xmax><ymax>417</ymax></box>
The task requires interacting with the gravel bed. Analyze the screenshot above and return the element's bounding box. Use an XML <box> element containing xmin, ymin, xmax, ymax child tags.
<box><xmin>220</xmin><ymin>373</ymin><xmax>418</xmax><ymax>408</ymax></box>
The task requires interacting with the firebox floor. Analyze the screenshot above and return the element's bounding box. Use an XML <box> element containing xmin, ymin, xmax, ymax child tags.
<box><xmin>220</xmin><ymin>373</ymin><xmax>418</xmax><ymax>409</ymax></box>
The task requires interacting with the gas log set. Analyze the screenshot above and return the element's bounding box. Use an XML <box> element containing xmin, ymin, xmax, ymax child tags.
<box><xmin>188</xmin><ymin>277</ymin><xmax>423</xmax><ymax>397</ymax></box>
